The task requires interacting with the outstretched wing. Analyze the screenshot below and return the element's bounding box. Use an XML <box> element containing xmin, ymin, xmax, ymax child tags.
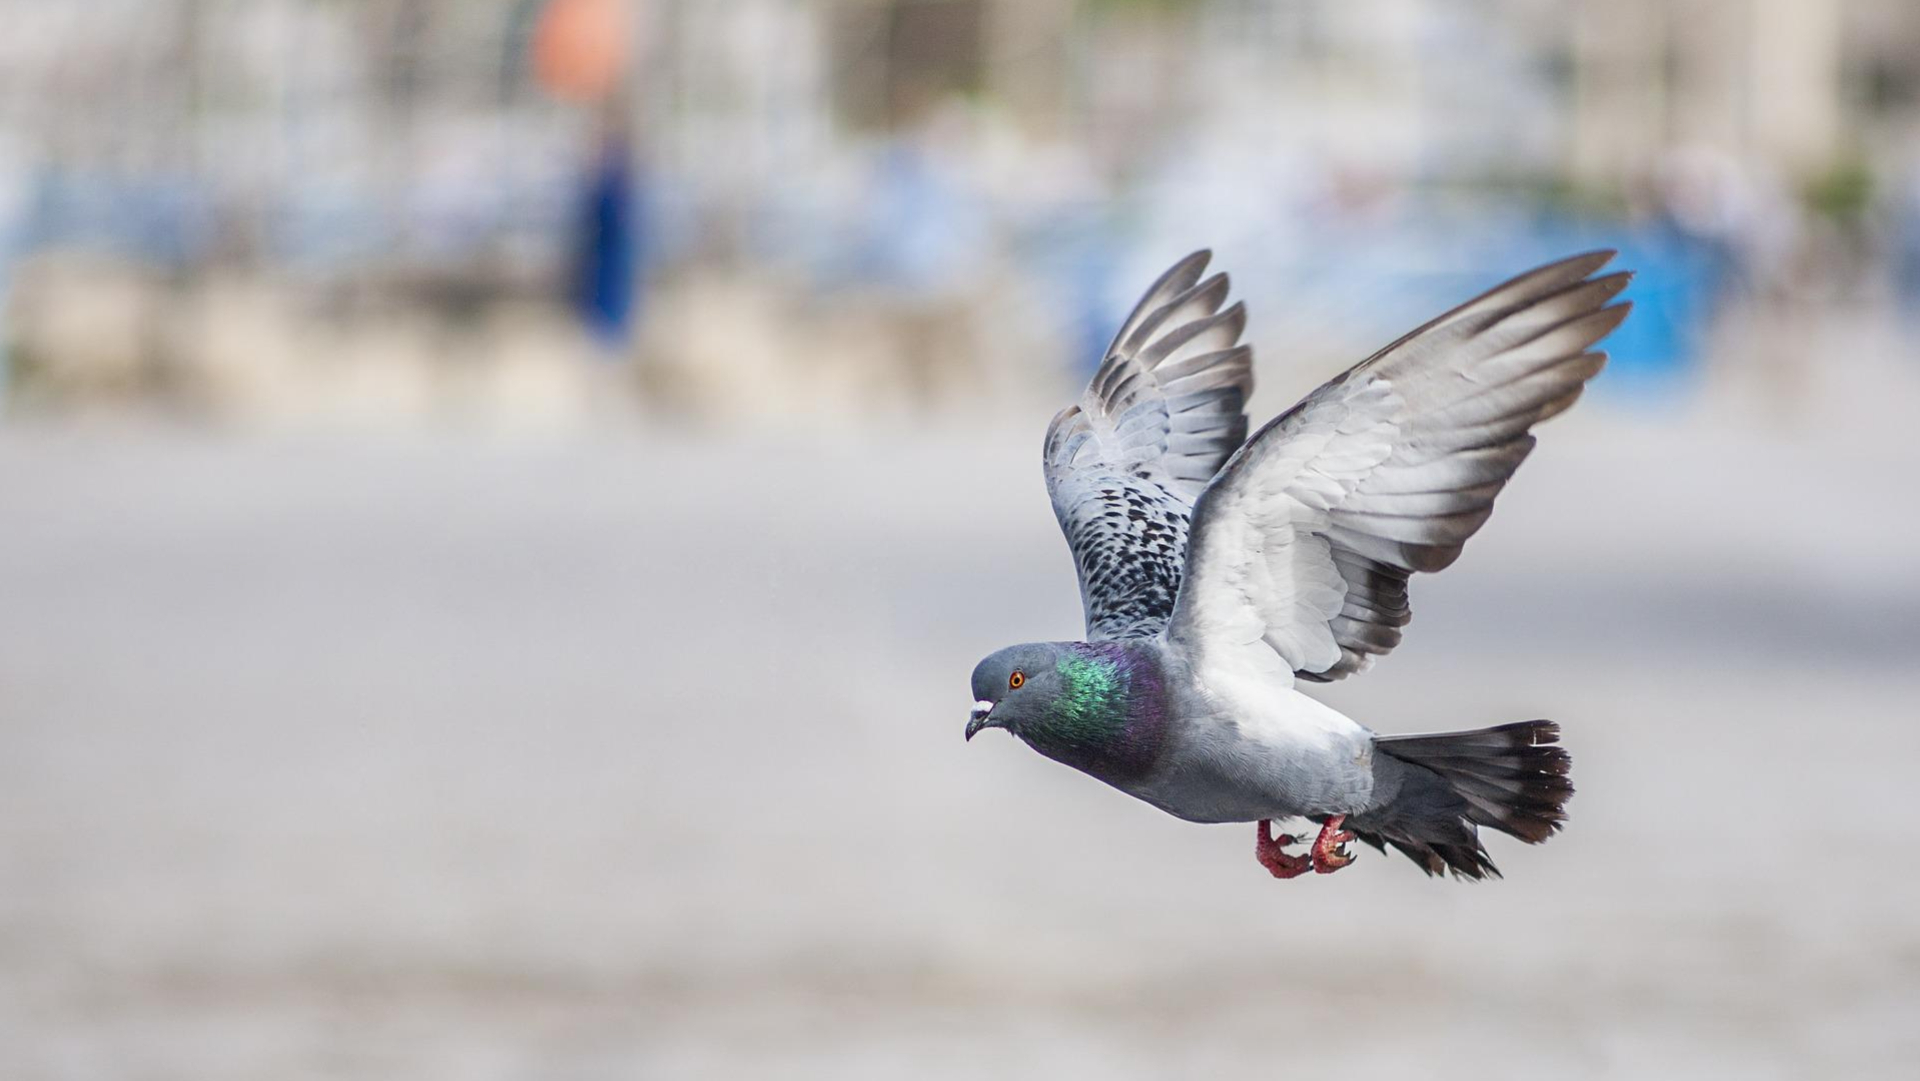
<box><xmin>1044</xmin><ymin>251</ymin><xmax>1253</xmax><ymax>641</ymax></box>
<box><xmin>1165</xmin><ymin>251</ymin><xmax>1631</xmax><ymax>680</ymax></box>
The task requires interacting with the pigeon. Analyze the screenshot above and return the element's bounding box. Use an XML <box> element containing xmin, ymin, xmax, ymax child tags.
<box><xmin>966</xmin><ymin>250</ymin><xmax>1630</xmax><ymax>879</ymax></box>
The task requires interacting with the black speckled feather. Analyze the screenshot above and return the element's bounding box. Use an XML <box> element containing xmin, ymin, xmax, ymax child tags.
<box><xmin>1044</xmin><ymin>251</ymin><xmax>1252</xmax><ymax>641</ymax></box>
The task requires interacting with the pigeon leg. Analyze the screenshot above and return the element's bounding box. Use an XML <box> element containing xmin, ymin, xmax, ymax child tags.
<box><xmin>1255</xmin><ymin>820</ymin><xmax>1312</xmax><ymax>879</ymax></box>
<box><xmin>1310</xmin><ymin>814</ymin><xmax>1357</xmax><ymax>873</ymax></box>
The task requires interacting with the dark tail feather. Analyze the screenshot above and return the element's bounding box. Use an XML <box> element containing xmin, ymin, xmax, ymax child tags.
<box><xmin>1353</xmin><ymin>720</ymin><xmax>1573</xmax><ymax>880</ymax></box>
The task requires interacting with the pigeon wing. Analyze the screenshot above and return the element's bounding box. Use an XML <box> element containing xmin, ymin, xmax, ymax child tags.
<box><xmin>1165</xmin><ymin>251</ymin><xmax>1631</xmax><ymax>679</ymax></box>
<box><xmin>1044</xmin><ymin>251</ymin><xmax>1253</xmax><ymax>641</ymax></box>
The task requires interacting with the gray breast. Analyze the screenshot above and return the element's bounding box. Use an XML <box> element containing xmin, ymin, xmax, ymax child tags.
<box><xmin>1121</xmin><ymin>656</ymin><xmax>1375</xmax><ymax>823</ymax></box>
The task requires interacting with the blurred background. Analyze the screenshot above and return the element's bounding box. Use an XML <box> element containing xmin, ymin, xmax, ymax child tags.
<box><xmin>2</xmin><ymin>0</ymin><xmax>1918</xmax><ymax>1077</ymax></box>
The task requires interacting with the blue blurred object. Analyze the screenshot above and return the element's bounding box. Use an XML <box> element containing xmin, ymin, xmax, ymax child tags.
<box><xmin>1897</xmin><ymin>175</ymin><xmax>1920</xmax><ymax>321</ymax></box>
<box><xmin>1466</xmin><ymin>215</ymin><xmax>1723</xmax><ymax>400</ymax></box>
<box><xmin>24</xmin><ymin>167</ymin><xmax>214</xmax><ymax>267</ymax></box>
<box><xmin>845</xmin><ymin>140</ymin><xmax>989</xmax><ymax>295</ymax></box>
<box><xmin>574</xmin><ymin>134</ymin><xmax>644</xmax><ymax>345</ymax></box>
<box><xmin>0</xmin><ymin>210</ymin><xmax>13</xmax><ymax>413</ymax></box>
<box><xmin>1596</xmin><ymin>227</ymin><xmax>1718</xmax><ymax>395</ymax></box>
<box><xmin>1018</xmin><ymin>207</ymin><xmax>1122</xmax><ymax>378</ymax></box>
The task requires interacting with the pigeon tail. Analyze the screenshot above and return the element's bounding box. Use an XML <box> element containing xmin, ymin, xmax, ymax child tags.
<box><xmin>1348</xmin><ymin>720</ymin><xmax>1573</xmax><ymax>880</ymax></box>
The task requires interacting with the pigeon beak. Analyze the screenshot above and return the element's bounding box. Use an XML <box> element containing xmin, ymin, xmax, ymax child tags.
<box><xmin>965</xmin><ymin>700</ymin><xmax>995</xmax><ymax>741</ymax></box>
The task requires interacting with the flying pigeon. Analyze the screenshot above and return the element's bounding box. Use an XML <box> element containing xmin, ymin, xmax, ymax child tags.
<box><xmin>966</xmin><ymin>250</ymin><xmax>1629</xmax><ymax>879</ymax></box>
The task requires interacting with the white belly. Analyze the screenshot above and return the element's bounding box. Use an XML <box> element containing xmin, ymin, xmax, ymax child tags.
<box><xmin>1126</xmin><ymin>667</ymin><xmax>1378</xmax><ymax>824</ymax></box>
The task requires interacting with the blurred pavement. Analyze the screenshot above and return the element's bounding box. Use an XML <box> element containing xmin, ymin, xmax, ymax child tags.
<box><xmin>2</xmin><ymin>398</ymin><xmax>1918</xmax><ymax>1079</ymax></box>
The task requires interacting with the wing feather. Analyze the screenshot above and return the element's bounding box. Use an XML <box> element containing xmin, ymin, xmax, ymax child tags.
<box><xmin>1167</xmin><ymin>251</ymin><xmax>1631</xmax><ymax>680</ymax></box>
<box><xmin>1043</xmin><ymin>252</ymin><xmax>1253</xmax><ymax>641</ymax></box>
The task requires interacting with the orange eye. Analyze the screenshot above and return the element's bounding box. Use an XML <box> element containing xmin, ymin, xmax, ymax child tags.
<box><xmin>1008</xmin><ymin>670</ymin><xmax>1025</xmax><ymax>690</ymax></box>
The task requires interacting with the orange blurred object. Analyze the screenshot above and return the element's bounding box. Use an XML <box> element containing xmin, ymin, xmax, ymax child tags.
<box><xmin>532</xmin><ymin>0</ymin><xmax>631</xmax><ymax>104</ymax></box>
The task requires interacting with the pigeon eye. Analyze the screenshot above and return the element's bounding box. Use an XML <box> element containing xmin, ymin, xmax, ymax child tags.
<box><xmin>1008</xmin><ymin>670</ymin><xmax>1025</xmax><ymax>690</ymax></box>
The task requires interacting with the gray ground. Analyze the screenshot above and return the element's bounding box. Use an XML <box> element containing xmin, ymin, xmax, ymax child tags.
<box><xmin>1</xmin><ymin>405</ymin><xmax>1917</xmax><ymax>1079</ymax></box>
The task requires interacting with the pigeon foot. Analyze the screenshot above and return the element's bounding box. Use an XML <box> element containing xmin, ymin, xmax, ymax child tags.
<box><xmin>1255</xmin><ymin>820</ymin><xmax>1312</xmax><ymax>879</ymax></box>
<box><xmin>1311</xmin><ymin>814</ymin><xmax>1357</xmax><ymax>873</ymax></box>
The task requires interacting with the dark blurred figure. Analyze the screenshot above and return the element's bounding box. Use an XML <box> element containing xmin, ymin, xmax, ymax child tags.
<box><xmin>535</xmin><ymin>0</ymin><xmax>644</xmax><ymax>345</ymax></box>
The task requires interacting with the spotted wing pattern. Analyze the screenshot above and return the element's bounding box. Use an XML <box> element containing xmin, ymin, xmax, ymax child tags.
<box><xmin>1044</xmin><ymin>251</ymin><xmax>1253</xmax><ymax>641</ymax></box>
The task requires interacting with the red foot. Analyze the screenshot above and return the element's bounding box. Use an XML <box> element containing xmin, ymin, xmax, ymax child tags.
<box><xmin>1311</xmin><ymin>814</ymin><xmax>1357</xmax><ymax>874</ymax></box>
<box><xmin>1255</xmin><ymin>820</ymin><xmax>1312</xmax><ymax>879</ymax></box>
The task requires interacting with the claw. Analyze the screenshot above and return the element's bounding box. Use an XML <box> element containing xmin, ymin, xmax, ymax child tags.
<box><xmin>1255</xmin><ymin>819</ymin><xmax>1313</xmax><ymax>880</ymax></box>
<box><xmin>1310</xmin><ymin>814</ymin><xmax>1358</xmax><ymax>874</ymax></box>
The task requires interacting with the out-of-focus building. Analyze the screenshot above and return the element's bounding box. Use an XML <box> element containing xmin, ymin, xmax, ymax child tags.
<box><xmin>1</xmin><ymin>0</ymin><xmax>1917</xmax><ymax>423</ymax></box>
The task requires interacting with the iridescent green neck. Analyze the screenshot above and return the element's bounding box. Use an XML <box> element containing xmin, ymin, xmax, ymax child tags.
<box><xmin>1020</xmin><ymin>642</ymin><xmax>1166</xmax><ymax>781</ymax></box>
<box><xmin>1046</xmin><ymin>650</ymin><xmax>1127</xmax><ymax>739</ymax></box>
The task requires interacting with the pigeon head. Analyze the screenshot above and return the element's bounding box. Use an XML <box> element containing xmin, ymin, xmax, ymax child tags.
<box><xmin>966</xmin><ymin>642</ymin><xmax>1068</xmax><ymax>741</ymax></box>
<box><xmin>966</xmin><ymin>640</ymin><xmax>1170</xmax><ymax>781</ymax></box>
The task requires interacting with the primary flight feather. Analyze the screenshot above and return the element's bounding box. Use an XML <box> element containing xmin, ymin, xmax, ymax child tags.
<box><xmin>967</xmin><ymin>250</ymin><xmax>1629</xmax><ymax>879</ymax></box>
